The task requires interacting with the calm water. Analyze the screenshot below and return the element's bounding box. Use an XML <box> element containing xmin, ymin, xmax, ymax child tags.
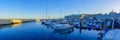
<box><xmin>0</xmin><ymin>22</ymin><xmax>100</xmax><ymax>40</ymax></box>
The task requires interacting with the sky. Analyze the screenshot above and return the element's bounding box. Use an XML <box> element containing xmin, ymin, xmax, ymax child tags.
<box><xmin>0</xmin><ymin>0</ymin><xmax>120</xmax><ymax>19</ymax></box>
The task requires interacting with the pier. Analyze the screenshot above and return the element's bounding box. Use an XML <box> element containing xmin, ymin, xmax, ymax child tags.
<box><xmin>0</xmin><ymin>19</ymin><xmax>35</xmax><ymax>26</ymax></box>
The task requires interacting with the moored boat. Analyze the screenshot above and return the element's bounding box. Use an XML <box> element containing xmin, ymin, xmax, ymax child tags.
<box><xmin>52</xmin><ymin>21</ymin><xmax>73</xmax><ymax>32</ymax></box>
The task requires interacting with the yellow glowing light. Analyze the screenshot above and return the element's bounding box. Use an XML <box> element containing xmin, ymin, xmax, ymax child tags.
<box><xmin>11</xmin><ymin>19</ymin><xmax>22</xmax><ymax>24</ymax></box>
<box><xmin>36</xmin><ymin>18</ymin><xmax>40</xmax><ymax>22</ymax></box>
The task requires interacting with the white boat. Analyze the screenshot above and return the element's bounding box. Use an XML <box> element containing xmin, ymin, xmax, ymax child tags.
<box><xmin>102</xmin><ymin>29</ymin><xmax>120</xmax><ymax>40</ymax></box>
<box><xmin>53</xmin><ymin>24</ymin><xmax>72</xmax><ymax>29</ymax></box>
<box><xmin>54</xmin><ymin>24</ymin><xmax>74</xmax><ymax>34</ymax></box>
<box><xmin>52</xmin><ymin>22</ymin><xmax>73</xmax><ymax>32</ymax></box>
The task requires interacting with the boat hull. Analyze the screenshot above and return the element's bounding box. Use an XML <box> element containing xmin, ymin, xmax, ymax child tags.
<box><xmin>53</xmin><ymin>27</ymin><xmax>74</xmax><ymax>34</ymax></box>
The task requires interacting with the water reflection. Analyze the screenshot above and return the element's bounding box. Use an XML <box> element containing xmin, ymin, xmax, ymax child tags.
<box><xmin>0</xmin><ymin>22</ymin><xmax>99</xmax><ymax>40</ymax></box>
<box><xmin>53</xmin><ymin>27</ymin><xmax>74</xmax><ymax>34</ymax></box>
<box><xmin>0</xmin><ymin>23</ymin><xmax>21</xmax><ymax>29</ymax></box>
<box><xmin>12</xmin><ymin>23</ymin><xmax>21</xmax><ymax>27</ymax></box>
<box><xmin>0</xmin><ymin>25</ymin><xmax>12</xmax><ymax>29</ymax></box>
<box><xmin>43</xmin><ymin>24</ymin><xmax>100</xmax><ymax>40</ymax></box>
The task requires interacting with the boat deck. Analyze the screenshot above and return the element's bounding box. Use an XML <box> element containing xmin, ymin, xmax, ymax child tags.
<box><xmin>102</xmin><ymin>29</ymin><xmax>120</xmax><ymax>40</ymax></box>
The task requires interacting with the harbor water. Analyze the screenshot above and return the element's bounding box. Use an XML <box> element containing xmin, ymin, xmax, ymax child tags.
<box><xmin>0</xmin><ymin>22</ymin><xmax>100</xmax><ymax>40</ymax></box>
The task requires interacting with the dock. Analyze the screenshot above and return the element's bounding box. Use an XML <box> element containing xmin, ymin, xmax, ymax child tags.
<box><xmin>0</xmin><ymin>19</ymin><xmax>36</xmax><ymax>26</ymax></box>
<box><xmin>0</xmin><ymin>19</ymin><xmax>12</xmax><ymax>26</ymax></box>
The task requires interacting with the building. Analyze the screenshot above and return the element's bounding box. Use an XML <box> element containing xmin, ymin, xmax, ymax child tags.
<box><xmin>64</xmin><ymin>11</ymin><xmax>120</xmax><ymax>21</ymax></box>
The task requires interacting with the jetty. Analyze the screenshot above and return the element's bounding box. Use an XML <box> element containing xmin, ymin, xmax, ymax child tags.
<box><xmin>0</xmin><ymin>19</ymin><xmax>36</xmax><ymax>26</ymax></box>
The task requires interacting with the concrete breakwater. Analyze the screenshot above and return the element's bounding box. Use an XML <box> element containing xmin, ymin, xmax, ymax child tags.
<box><xmin>0</xmin><ymin>19</ymin><xmax>35</xmax><ymax>26</ymax></box>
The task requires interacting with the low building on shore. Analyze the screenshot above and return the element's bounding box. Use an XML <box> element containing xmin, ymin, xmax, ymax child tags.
<box><xmin>64</xmin><ymin>11</ymin><xmax>120</xmax><ymax>21</ymax></box>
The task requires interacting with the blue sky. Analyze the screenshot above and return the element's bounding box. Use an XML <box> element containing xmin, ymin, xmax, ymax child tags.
<box><xmin>0</xmin><ymin>0</ymin><xmax>120</xmax><ymax>19</ymax></box>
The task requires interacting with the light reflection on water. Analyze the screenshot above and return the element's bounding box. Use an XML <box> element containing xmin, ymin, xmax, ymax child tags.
<box><xmin>12</xmin><ymin>23</ymin><xmax>21</xmax><ymax>27</ymax></box>
<box><xmin>0</xmin><ymin>22</ymin><xmax>100</xmax><ymax>40</ymax></box>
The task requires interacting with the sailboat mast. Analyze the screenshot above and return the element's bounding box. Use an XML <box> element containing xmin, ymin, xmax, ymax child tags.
<box><xmin>59</xmin><ymin>10</ymin><xmax>62</xmax><ymax>19</ymax></box>
<box><xmin>46</xmin><ymin>1</ymin><xmax>48</xmax><ymax>20</ymax></box>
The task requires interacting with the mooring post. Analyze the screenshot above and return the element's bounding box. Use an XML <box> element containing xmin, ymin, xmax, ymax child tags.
<box><xmin>112</xmin><ymin>19</ymin><xmax>114</xmax><ymax>30</ymax></box>
<box><xmin>80</xmin><ymin>21</ymin><xmax>82</xmax><ymax>33</ymax></box>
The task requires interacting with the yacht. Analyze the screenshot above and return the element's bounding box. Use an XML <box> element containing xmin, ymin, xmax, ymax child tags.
<box><xmin>52</xmin><ymin>20</ymin><xmax>73</xmax><ymax>31</ymax></box>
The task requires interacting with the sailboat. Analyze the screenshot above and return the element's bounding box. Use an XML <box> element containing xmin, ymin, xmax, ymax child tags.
<box><xmin>41</xmin><ymin>3</ymin><xmax>51</xmax><ymax>26</ymax></box>
<box><xmin>41</xmin><ymin>19</ymin><xmax>46</xmax><ymax>25</ymax></box>
<box><xmin>51</xmin><ymin>10</ymin><xmax>73</xmax><ymax>30</ymax></box>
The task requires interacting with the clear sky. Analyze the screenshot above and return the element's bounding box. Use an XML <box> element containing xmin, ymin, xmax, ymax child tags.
<box><xmin>0</xmin><ymin>0</ymin><xmax>120</xmax><ymax>19</ymax></box>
